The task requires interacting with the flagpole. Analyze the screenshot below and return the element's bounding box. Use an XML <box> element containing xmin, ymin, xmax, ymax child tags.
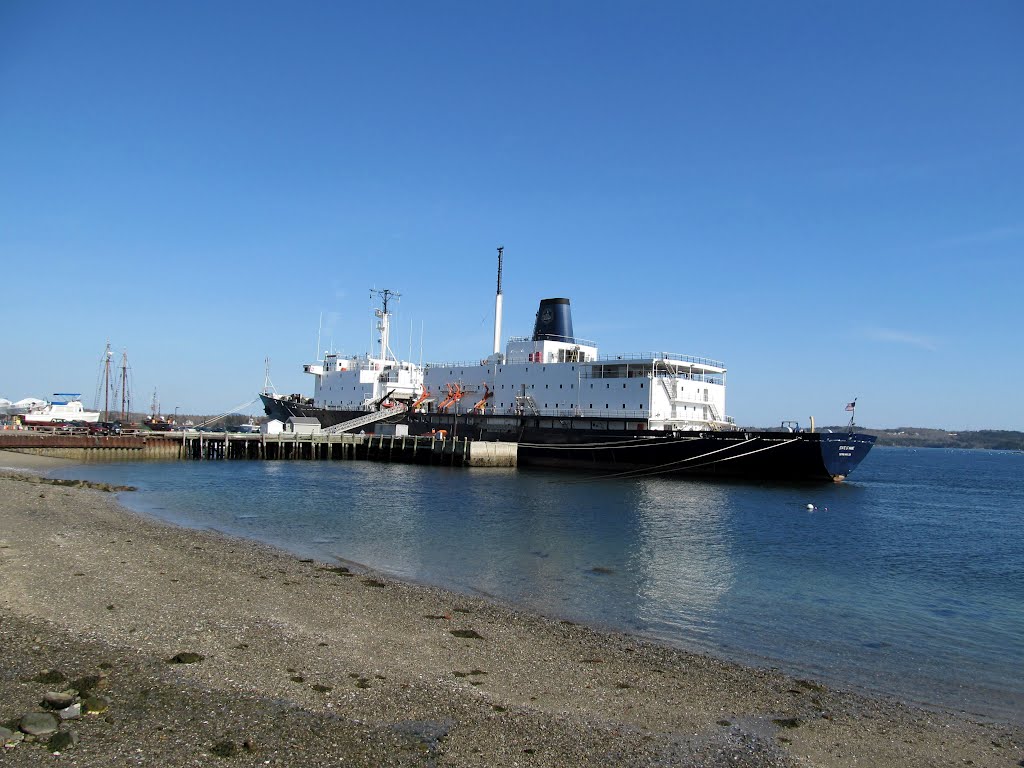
<box><xmin>847</xmin><ymin>397</ymin><xmax>857</xmax><ymax>433</ymax></box>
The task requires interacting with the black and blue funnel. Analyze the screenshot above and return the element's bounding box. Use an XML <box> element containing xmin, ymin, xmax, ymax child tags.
<box><xmin>532</xmin><ymin>298</ymin><xmax>574</xmax><ymax>343</ymax></box>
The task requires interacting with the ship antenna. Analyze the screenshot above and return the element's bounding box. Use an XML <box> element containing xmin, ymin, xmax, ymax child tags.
<box><xmin>492</xmin><ymin>246</ymin><xmax>504</xmax><ymax>357</ymax></box>
<box><xmin>375</xmin><ymin>288</ymin><xmax>399</xmax><ymax>315</ymax></box>
<box><xmin>263</xmin><ymin>357</ymin><xmax>277</xmax><ymax>396</ymax></box>
<box><xmin>371</xmin><ymin>288</ymin><xmax>401</xmax><ymax>361</ymax></box>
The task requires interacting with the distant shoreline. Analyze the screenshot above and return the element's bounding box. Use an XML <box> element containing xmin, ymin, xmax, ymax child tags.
<box><xmin>863</xmin><ymin>428</ymin><xmax>1024</xmax><ymax>451</ymax></box>
<box><xmin>738</xmin><ymin>428</ymin><xmax>1024</xmax><ymax>452</ymax></box>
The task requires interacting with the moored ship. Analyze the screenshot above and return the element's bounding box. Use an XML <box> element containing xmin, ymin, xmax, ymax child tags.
<box><xmin>261</xmin><ymin>253</ymin><xmax>875</xmax><ymax>481</ymax></box>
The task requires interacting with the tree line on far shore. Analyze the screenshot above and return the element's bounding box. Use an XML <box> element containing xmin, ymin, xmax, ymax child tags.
<box><xmin>852</xmin><ymin>427</ymin><xmax>1023</xmax><ymax>451</ymax></box>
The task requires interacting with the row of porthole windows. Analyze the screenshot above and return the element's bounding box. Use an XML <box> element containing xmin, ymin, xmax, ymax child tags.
<box><xmin>495</xmin><ymin>382</ymin><xmax>645</xmax><ymax>390</ymax></box>
<box><xmin>441</xmin><ymin>365</ymin><xmax>589</xmax><ymax>377</ymax></box>
<box><xmin>437</xmin><ymin>367</ymin><xmax>589</xmax><ymax>376</ymax></box>
<box><xmin>495</xmin><ymin>403</ymin><xmax>646</xmax><ymax>410</ymax></box>
<box><xmin>499</xmin><ymin>383</ymin><xmax>574</xmax><ymax>389</ymax></box>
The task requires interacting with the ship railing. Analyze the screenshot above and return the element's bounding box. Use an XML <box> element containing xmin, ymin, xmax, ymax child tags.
<box><xmin>423</xmin><ymin>351</ymin><xmax>724</xmax><ymax>372</ymax></box>
<box><xmin>423</xmin><ymin>360</ymin><xmax>492</xmax><ymax>371</ymax></box>
<box><xmin>580</xmin><ymin>367</ymin><xmax>724</xmax><ymax>385</ymax></box>
<box><xmin>506</xmin><ymin>334</ymin><xmax>599</xmax><ymax>347</ymax></box>
<box><xmin>580</xmin><ymin>370</ymin><xmax>724</xmax><ymax>385</ymax></box>
<box><xmin>599</xmin><ymin>352</ymin><xmax>725</xmax><ymax>369</ymax></box>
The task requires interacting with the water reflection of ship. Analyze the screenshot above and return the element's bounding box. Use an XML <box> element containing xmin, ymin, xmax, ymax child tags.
<box><xmin>630</xmin><ymin>480</ymin><xmax>735</xmax><ymax>644</ymax></box>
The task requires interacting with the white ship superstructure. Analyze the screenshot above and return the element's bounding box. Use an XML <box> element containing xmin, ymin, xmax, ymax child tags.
<box><xmin>295</xmin><ymin>286</ymin><xmax>729</xmax><ymax>431</ymax></box>
<box><xmin>420</xmin><ymin>297</ymin><xmax>729</xmax><ymax>432</ymax></box>
<box><xmin>304</xmin><ymin>290</ymin><xmax>425</xmax><ymax>412</ymax></box>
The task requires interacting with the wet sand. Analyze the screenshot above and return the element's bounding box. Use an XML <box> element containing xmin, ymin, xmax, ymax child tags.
<box><xmin>0</xmin><ymin>451</ymin><xmax>1021</xmax><ymax>766</ymax></box>
<box><xmin>0</xmin><ymin>450</ymin><xmax>75</xmax><ymax>472</ymax></box>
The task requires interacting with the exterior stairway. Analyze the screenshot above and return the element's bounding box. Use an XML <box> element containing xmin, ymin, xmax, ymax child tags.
<box><xmin>321</xmin><ymin>403</ymin><xmax>409</xmax><ymax>435</ymax></box>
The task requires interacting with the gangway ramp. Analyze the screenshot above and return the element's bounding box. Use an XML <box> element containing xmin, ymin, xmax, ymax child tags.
<box><xmin>321</xmin><ymin>403</ymin><xmax>409</xmax><ymax>435</ymax></box>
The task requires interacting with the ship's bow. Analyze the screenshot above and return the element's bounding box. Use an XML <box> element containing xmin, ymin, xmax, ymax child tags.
<box><xmin>818</xmin><ymin>432</ymin><xmax>877</xmax><ymax>481</ymax></box>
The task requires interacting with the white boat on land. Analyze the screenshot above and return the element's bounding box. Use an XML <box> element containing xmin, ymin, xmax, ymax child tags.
<box><xmin>0</xmin><ymin>397</ymin><xmax>47</xmax><ymax>416</ymax></box>
<box><xmin>21</xmin><ymin>394</ymin><xmax>100</xmax><ymax>425</ymax></box>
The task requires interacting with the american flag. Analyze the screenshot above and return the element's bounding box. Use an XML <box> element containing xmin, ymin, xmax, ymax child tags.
<box><xmin>845</xmin><ymin>401</ymin><xmax>857</xmax><ymax>411</ymax></box>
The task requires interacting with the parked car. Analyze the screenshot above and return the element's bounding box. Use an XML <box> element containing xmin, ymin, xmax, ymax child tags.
<box><xmin>87</xmin><ymin>421</ymin><xmax>123</xmax><ymax>436</ymax></box>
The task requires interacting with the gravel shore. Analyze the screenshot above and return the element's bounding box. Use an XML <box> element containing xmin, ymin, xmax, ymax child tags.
<box><xmin>1</xmin><ymin>455</ymin><xmax>1021</xmax><ymax>766</ymax></box>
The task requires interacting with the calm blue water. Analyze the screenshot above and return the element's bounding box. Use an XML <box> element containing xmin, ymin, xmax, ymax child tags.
<box><xmin>48</xmin><ymin>447</ymin><xmax>1024</xmax><ymax>723</ymax></box>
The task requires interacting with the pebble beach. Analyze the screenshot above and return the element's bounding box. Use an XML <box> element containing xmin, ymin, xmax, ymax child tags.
<box><xmin>1</xmin><ymin>451</ymin><xmax>1021</xmax><ymax>767</ymax></box>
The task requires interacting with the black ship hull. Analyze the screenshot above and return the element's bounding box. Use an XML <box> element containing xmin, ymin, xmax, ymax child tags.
<box><xmin>512</xmin><ymin>428</ymin><xmax>874</xmax><ymax>482</ymax></box>
<box><xmin>262</xmin><ymin>395</ymin><xmax>874</xmax><ymax>482</ymax></box>
<box><xmin>409</xmin><ymin>413</ymin><xmax>874</xmax><ymax>482</ymax></box>
<box><xmin>260</xmin><ymin>394</ymin><xmax>369</xmax><ymax>428</ymax></box>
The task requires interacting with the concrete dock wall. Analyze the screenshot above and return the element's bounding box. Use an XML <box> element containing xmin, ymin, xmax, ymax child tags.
<box><xmin>0</xmin><ymin>434</ymin><xmax>180</xmax><ymax>461</ymax></box>
<box><xmin>1</xmin><ymin>432</ymin><xmax>518</xmax><ymax>468</ymax></box>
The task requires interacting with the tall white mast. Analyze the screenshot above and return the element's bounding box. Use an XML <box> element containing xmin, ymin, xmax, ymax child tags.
<box><xmin>492</xmin><ymin>245</ymin><xmax>504</xmax><ymax>357</ymax></box>
<box><xmin>102</xmin><ymin>341</ymin><xmax>112</xmax><ymax>422</ymax></box>
<box><xmin>372</xmin><ymin>288</ymin><xmax>400</xmax><ymax>361</ymax></box>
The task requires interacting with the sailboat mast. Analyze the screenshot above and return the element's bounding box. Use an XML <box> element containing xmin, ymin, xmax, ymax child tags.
<box><xmin>119</xmin><ymin>351</ymin><xmax>129</xmax><ymax>421</ymax></box>
<box><xmin>103</xmin><ymin>342</ymin><xmax>112</xmax><ymax>422</ymax></box>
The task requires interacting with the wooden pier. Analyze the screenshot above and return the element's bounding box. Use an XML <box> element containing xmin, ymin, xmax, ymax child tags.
<box><xmin>0</xmin><ymin>431</ymin><xmax>518</xmax><ymax>468</ymax></box>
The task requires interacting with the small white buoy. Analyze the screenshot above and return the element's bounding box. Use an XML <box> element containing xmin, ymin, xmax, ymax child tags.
<box><xmin>806</xmin><ymin>503</ymin><xmax>816</xmax><ymax>511</ymax></box>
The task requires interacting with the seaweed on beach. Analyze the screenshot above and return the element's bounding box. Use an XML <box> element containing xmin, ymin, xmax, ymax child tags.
<box><xmin>5</xmin><ymin>474</ymin><xmax>136</xmax><ymax>492</ymax></box>
<box><xmin>449</xmin><ymin>629</ymin><xmax>484</xmax><ymax>640</ymax></box>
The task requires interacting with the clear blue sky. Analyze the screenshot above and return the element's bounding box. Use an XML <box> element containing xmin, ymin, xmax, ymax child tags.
<box><xmin>2</xmin><ymin>1</ymin><xmax>1022</xmax><ymax>429</ymax></box>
